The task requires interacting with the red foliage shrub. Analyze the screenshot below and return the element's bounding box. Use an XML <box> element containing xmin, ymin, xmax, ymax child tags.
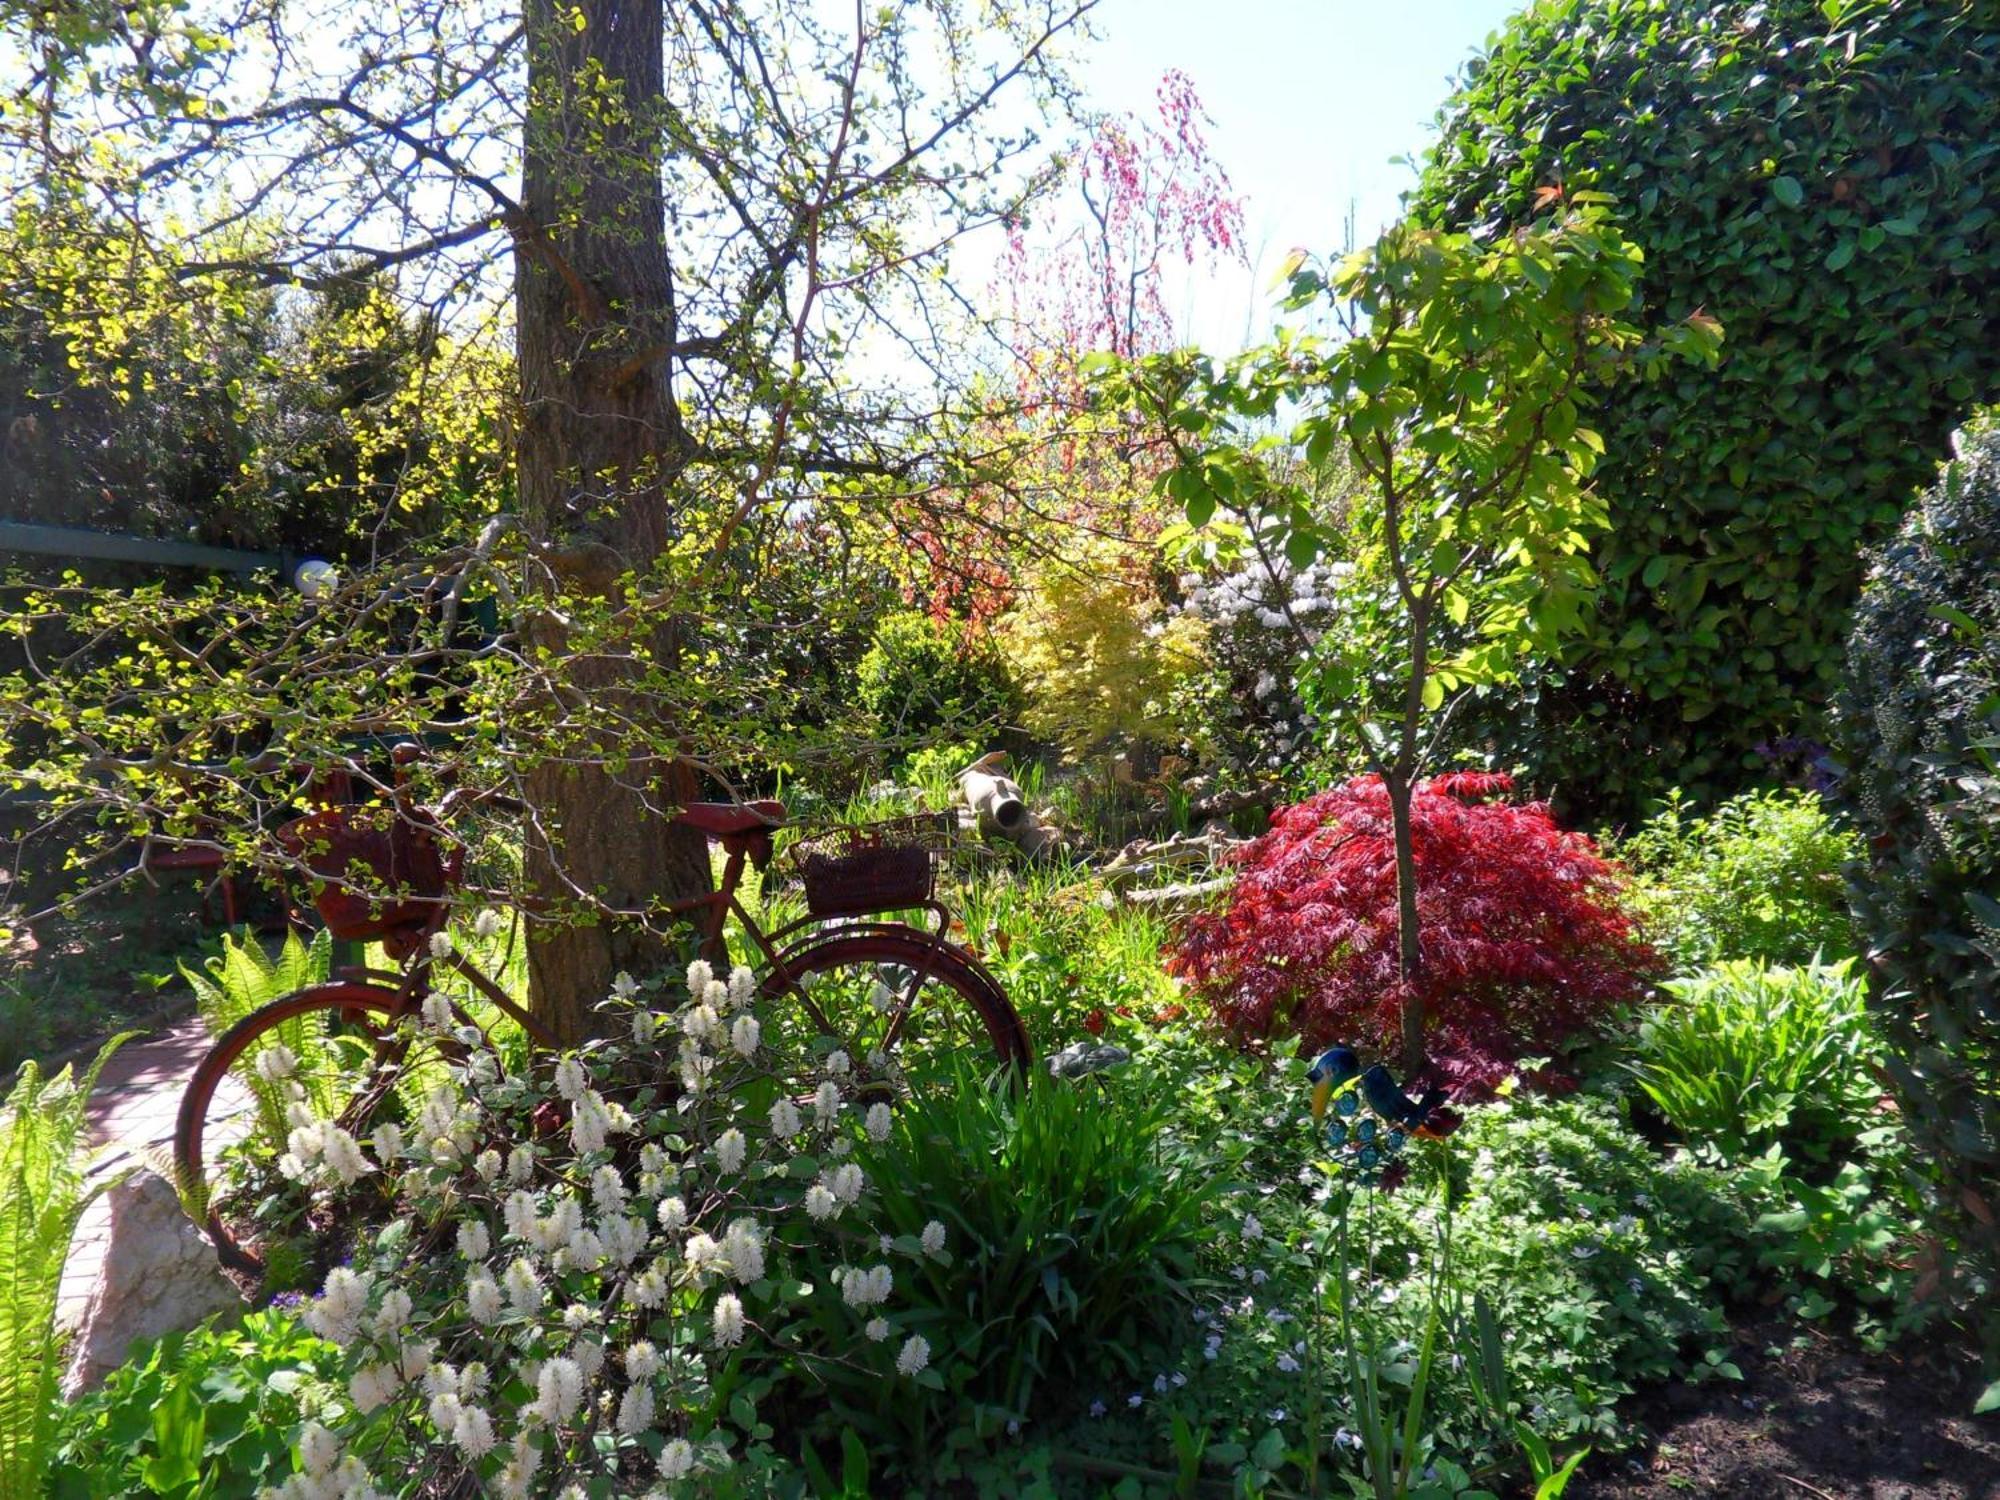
<box><xmin>1170</xmin><ymin>774</ymin><xmax>1656</xmax><ymax>1092</ymax></box>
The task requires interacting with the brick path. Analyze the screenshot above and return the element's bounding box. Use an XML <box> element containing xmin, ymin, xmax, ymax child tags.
<box><xmin>60</xmin><ymin>1017</ymin><xmax>246</xmax><ymax>1323</ymax></box>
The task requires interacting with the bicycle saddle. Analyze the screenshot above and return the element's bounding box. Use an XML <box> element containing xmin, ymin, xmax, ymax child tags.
<box><xmin>675</xmin><ymin>800</ymin><xmax>785</xmax><ymax>837</ymax></box>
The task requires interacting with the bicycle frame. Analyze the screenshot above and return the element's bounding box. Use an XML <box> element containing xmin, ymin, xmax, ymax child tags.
<box><xmin>330</xmin><ymin>831</ymin><xmax>970</xmax><ymax>1057</ymax></box>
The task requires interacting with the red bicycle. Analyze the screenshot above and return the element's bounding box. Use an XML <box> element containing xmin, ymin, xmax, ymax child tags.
<box><xmin>174</xmin><ymin>746</ymin><xmax>1030</xmax><ymax>1268</ymax></box>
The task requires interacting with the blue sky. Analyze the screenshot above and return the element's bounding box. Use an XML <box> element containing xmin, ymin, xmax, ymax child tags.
<box><xmin>1065</xmin><ymin>0</ymin><xmax>1527</xmax><ymax>350</ymax></box>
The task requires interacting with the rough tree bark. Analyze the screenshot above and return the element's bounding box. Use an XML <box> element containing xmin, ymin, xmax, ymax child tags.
<box><xmin>515</xmin><ymin>0</ymin><xmax>712</xmax><ymax>1042</ymax></box>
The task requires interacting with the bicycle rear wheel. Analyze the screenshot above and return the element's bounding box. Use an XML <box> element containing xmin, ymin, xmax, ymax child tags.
<box><xmin>760</xmin><ymin>927</ymin><xmax>1030</xmax><ymax>1106</ymax></box>
<box><xmin>174</xmin><ymin>982</ymin><xmax>445</xmax><ymax>1272</ymax></box>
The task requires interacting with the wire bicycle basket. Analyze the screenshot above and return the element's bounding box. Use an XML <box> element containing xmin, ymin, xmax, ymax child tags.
<box><xmin>786</xmin><ymin>812</ymin><xmax>957</xmax><ymax>918</ymax></box>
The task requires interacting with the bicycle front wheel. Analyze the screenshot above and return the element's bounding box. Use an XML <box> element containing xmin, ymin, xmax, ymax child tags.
<box><xmin>761</xmin><ymin>927</ymin><xmax>1030</xmax><ymax>1105</ymax></box>
<box><xmin>174</xmin><ymin>982</ymin><xmax>445</xmax><ymax>1272</ymax></box>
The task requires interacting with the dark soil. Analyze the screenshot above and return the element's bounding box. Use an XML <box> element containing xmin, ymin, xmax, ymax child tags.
<box><xmin>1580</xmin><ymin>1317</ymin><xmax>2000</xmax><ymax>1499</ymax></box>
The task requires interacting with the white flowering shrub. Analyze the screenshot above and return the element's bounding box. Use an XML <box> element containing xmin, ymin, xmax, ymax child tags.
<box><xmin>1171</xmin><ymin>554</ymin><xmax>1353</xmax><ymax>776</ymax></box>
<box><xmin>253</xmin><ymin>960</ymin><xmax>952</xmax><ymax>1499</ymax></box>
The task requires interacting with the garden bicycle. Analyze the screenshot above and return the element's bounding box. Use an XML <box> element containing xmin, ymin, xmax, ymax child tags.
<box><xmin>174</xmin><ymin>744</ymin><xmax>1031</xmax><ymax>1269</ymax></box>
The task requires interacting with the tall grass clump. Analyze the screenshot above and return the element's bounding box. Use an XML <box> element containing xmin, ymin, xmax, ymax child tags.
<box><xmin>1626</xmin><ymin>957</ymin><xmax>1878</xmax><ymax>1165</ymax></box>
<box><xmin>0</xmin><ymin>1038</ymin><xmax>128</xmax><ymax>1500</ymax></box>
<box><xmin>839</xmin><ymin>1063</ymin><xmax>1227</xmax><ymax>1429</ymax></box>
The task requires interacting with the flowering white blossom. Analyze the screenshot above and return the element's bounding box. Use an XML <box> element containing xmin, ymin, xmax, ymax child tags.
<box><xmin>656</xmin><ymin>1195</ymin><xmax>688</xmax><ymax>1234</ymax></box>
<box><xmin>625</xmin><ymin>1340</ymin><xmax>660</xmax><ymax>1380</ymax></box>
<box><xmin>255</xmin><ymin>1044</ymin><xmax>298</xmax><ymax>1081</ymax></box>
<box><xmin>685</xmin><ymin>959</ymin><xmax>714</xmax><ymax>994</ymax></box>
<box><xmin>659</xmin><ymin>1439</ymin><xmax>696</xmax><ymax>1480</ymax></box>
<box><xmin>305</xmin><ymin>1267</ymin><xmax>372</xmax><ymax>1345</ymax></box>
<box><xmin>830</xmin><ymin>1162</ymin><xmax>865</xmax><ymax>1205</ymax></box>
<box><xmin>803</xmin><ymin>1184</ymin><xmax>838</xmax><ymax>1221</ymax></box>
<box><xmin>826</xmin><ymin>1049</ymin><xmax>851</xmax><ymax>1077</ymax></box>
<box><xmin>896</xmin><ymin>1334</ymin><xmax>931</xmax><ymax>1377</ymax></box>
<box><xmin>813</xmin><ymin>1079</ymin><xmax>842</xmax><ymax>1127</ymax></box>
<box><xmin>610</xmin><ymin>969</ymin><xmax>640</xmax><ymax>1001</ymax></box>
<box><xmin>839</xmin><ymin>1264</ymin><xmax>892</xmax><ymax>1308</ymax></box>
<box><xmin>453</xmin><ymin>1403</ymin><xmax>496</xmax><ymax>1458</ymax></box>
<box><xmin>921</xmin><ymin>1220</ymin><xmax>948</xmax><ymax>1258</ymax></box>
<box><xmin>553</xmin><ymin>1056</ymin><xmax>588</xmax><ymax>1102</ymax></box>
<box><xmin>532</xmin><ymin>1356</ymin><xmax>584</xmax><ymax>1425</ymax></box>
<box><xmin>474</xmin><ymin>908</ymin><xmax>503</xmax><ymax>940</ymax></box>
<box><xmin>731</xmin><ymin>1014</ymin><xmax>761</xmax><ymax>1057</ymax></box>
<box><xmin>474</xmin><ymin>1148</ymin><xmax>502</xmax><ymax>1182</ymax></box>
<box><xmin>429</xmin><ymin>930</ymin><xmax>454</xmax><ymax>959</ymax></box>
<box><xmin>465</xmin><ymin>1267</ymin><xmax>503</xmax><ymax>1326</ymax></box>
<box><xmin>506</xmin><ymin>1145</ymin><xmax>535</xmax><ymax>1185</ymax></box>
<box><xmin>723</xmin><ymin>1217</ymin><xmax>766</xmax><ymax>1283</ymax></box>
<box><xmin>864</xmin><ymin>1316</ymin><xmax>891</xmax><ymax>1342</ymax></box>
<box><xmin>590</xmin><ymin>1164</ymin><xmax>627</xmax><ymax>1214</ymax></box>
<box><xmin>728</xmin><ymin>964</ymin><xmax>756</xmax><ymax>1011</ymax></box>
<box><xmin>421</xmin><ymin>991</ymin><xmax>453</xmax><ymax>1029</ymax></box>
<box><xmin>865</xmin><ymin>1103</ymin><xmax>892</xmax><ymax>1143</ymax></box>
<box><xmin>768</xmin><ymin>1098</ymin><xmax>802</xmax><ymax>1140</ymax></box>
<box><xmin>616</xmin><ymin>1381</ymin><xmax>655</xmax><ymax>1435</ymax></box>
<box><xmin>371</xmin><ymin>1288</ymin><xmax>413</xmax><ymax>1341</ymax></box>
<box><xmin>714</xmin><ymin>1128</ymin><xmax>747</xmax><ymax>1175</ymax></box>
<box><xmin>350</xmin><ymin>1361</ymin><xmax>400</xmax><ymax>1413</ymax></box>
<box><xmin>712</xmin><ymin>1292</ymin><xmax>746</xmax><ymax>1346</ymax></box>
<box><xmin>371</xmin><ymin>1121</ymin><xmax>404</xmax><ymax>1163</ymax></box>
<box><xmin>458</xmin><ymin>1220</ymin><xmax>491</xmax><ymax>1262</ymax></box>
<box><xmin>503</xmin><ymin>1257</ymin><xmax>543</xmax><ymax>1315</ymax></box>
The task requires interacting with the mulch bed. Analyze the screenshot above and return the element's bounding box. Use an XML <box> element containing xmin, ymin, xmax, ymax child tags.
<box><xmin>1580</xmin><ymin>1316</ymin><xmax>2000</xmax><ymax>1499</ymax></box>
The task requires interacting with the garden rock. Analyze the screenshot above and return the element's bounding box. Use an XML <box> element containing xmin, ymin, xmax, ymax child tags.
<box><xmin>1046</xmin><ymin>1041</ymin><xmax>1131</xmax><ymax>1080</ymax></box>
<box><xmin>62</xmin><ymin>1166</ymin><xmax>243</xmax><ymax>1394</ymax></box>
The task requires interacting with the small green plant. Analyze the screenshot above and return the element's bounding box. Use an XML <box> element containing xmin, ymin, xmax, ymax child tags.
<box><xmin>1619</xmin><ymin>788</ymin><xmax>1858</xmax><ymax>970</ymax></box>
<box><xmin>855</xmin><ymin>610</ymin><xmax>1019</xmax><ymax>747</ymax></box>
<box><xmin>1626</xmin><ymin>958</ymin><xmax>1879</xmax><ymax>1165</ymax></box>
<box><xmin>827</xmin><ymin>1062</ymin><xmax>1228</xmax><ymax>1434</ymax></box>
<box><xmin>51</xmin><ymin>1309</ymin><xmax>351</xmax><ymax>1499</ymax></box>
<box><xmin>0</xmin><ymin>1036</ymin><xmax>130</xmax><ymax>1500</ymax></box>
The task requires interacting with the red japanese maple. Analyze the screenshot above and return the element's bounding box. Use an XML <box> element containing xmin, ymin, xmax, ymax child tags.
<box><xmin>1171</xmin><ymin>774</ymin><xmax>1656</xmax><ymax>1093</ymax></box>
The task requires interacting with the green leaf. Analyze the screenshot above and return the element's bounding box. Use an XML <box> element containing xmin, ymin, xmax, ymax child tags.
<box><xmin>1975</xmin><ymin>1379</ymin><xmax>2000</xmax><ymax>1415</ymax></box>
<box><xmin>1770</xmin><ymin>176</ymin><xmax>1804</xmax><ymax>208</ymax></box>
<box><xmin>1825</xmin><ymin>239</ymin><xmax>1856</xmax><ymax>271</ymax></box>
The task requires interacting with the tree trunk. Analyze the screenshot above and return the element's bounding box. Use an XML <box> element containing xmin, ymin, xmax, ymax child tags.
<box><xmin>1385</xmin><ymin>769</ymin><xmax>1426</xmax><ymax>1076</ymax></box>
<box><xmin>515</xmin><ymin>0</ymin><xmax>711</xmax><ymax>1042</ymax></box>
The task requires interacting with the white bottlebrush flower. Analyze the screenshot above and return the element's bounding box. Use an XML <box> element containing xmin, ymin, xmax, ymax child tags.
<box><xmin>318</xmin><ymin>1125</ymin><xmax>372</xmax><ymax>1186</ymax></box>
<box><xmin>458</xmin><ymin>1219</ymin><xmax>491</xmax><ymax>1262</ymax></box>
<box><xmin>712</xmin><ymin>1292</ymin><xmax>746</xmax><ymax>1347</ymax></box>
<box><xmin>561</xmin><ymin>1227</ymin><xmax>605</xmax><ymax>1272</ymax></box>
<box><xmin>255</xmin><ymin>1044</ymin><xmax>298</xmax><ymax>1081</ymax></box>
<box><xmin>896</xmin><ymin>1334</ymin><xmax>931</xmax><ymax>1377</ymax></box>
<box><xmin>685</xmin><ymin>959</ymin><xmax>715</xmax><ymax>995</ymax></box>
<box><xmin>659</xmin><ymin>1438</ymin><xmax>696</xmax><ymax>1480</ymax></box>
<box><xmin>452</xmin><ymin>1403</ymin><xmax>497</xmax><ymax>1458</ymax></box>
<box><xmin>839</xmin><ymin>1264</ymin><xmax>892</xmax><ymax>1308</ymax></box>
<box><xmin>864</xmin><ymin>1316</ymin><xmax>891</xmax><ymax>1342</ymax></box>
<box><xmin>370</xmin><ymin>1288</ymin><xmax>413</xmax><ymax>1341</ymax></box>
<box><xmin>656</xmin><ymin>1196</ymin><xmax>688</xmax><ymax>1234</ymax></box>
<box><xmin>625</xmin><ymin>1340</ymin><xmax>660</xmax><ymax>1380</ymax></box>
<box><xmin>474</xmin><ymin>907</ymin><xmax>503</xmax><ymax>940</ymax></box>
<box><xmin>299</xmin><ymin>1422</ymin><xmax>341</xmax><ymax>1475</ymax></box>
<box><xmin>553</xmin><ymin>1055</ymin><xmax>588</xmax><ymax>1102</ymax></box>
<box><xmin>370</xmin><ymin>1121</ymin><xmax>404</xmax><ymax>1163</ymax></box>
<box><xmin>590</xmin><ymin>1164</ymin><xmax>627</xmax><ymax>1214</ymax></box>
<box><xmin>504</xmin><ymin>1256</ymin><xmax>543</xmax><ymax>1315</ymax></box>
<box><xmin>507</xmin><ymin>1145</ymin><xmax>536</xmax><ymax>1185</ymax></box>
<box><xmin>534</xmin><ymin>1356</ymin><xmax>584</xmax><ymax>1425</ymax></box>
<box><xmin>474</xmin><ymin>1148</ymin><xmax>503</xmax><ymax>1182</ymax></box>
<box><xmin>605</xmin><ymin>1213</ymin><xmax>648</xmax><ymax>1267</ymax></box>
<box><xmin>429</xmin><ymin>929</ymin><xmax>454</xmax><ymax>959</ymax></box>
<box><xmin>570</xmin><ymin>1092</ymin><xmax>610</xmax><ymax>1154</ymax></box>
<box><xmin>921</xmin><ymin>1220</ymin><xmax>947</xmax><ymax>1258</ymax></box>
<box><xmin>627</xmin><ymin>1263</ymin><xmax>668</xmax><ymax>1309</ymax></box>
<box><xmin>865</xmin><ymin>1103</ymin><xmax>892</xmax><ymax>1142</ymax></box>
<box><xmin>813</xmin><ymin>1079</ymin><xmax>841</xmax><ymax>1127</ymax></box>
<box><xmin>723</xmin><ymin>1217</ymin><xmax>765</xmax><ymax>1283</ymax></box>
<box><xmin>803</xmin><ymin>1184</ymin><xmax>838</xmax><ymax>1221</ymax></box>
<box><xmin>616</xmin><ymin>1381</ymin><xmax>655</xmax><ymax>1436</ymax></box>
<box><xmin>684</xmin><ymin>1232</ymin><xmax>723</xmax><ymax>1281</ymax></box>
<box><xmin>421</xmin><ymin>991</ymin><xmax>452</xmax><ymax>1029</ymax></box>
<box><xmin>427</xmin><ymin>1388</ymin><xmax>463</xmax><ymax>1434</ymax></box>
<box><xmin>465</xmin><ymin>1268</ymin><xmax>503</xmax><ymax>1326</ymax></box>
<box><xmin>632</xmin><ymin>1008</ymin><xmax>658</xmax><ymax>1045</ymax></box>
<box><xmin>305</xmin><ymin>1267</ymin><xmax>371</xmax><ymax>1345</ymax></box>
<box><xmin>610</xmin><ymin>969</ymin><xmax>640</xmax><ymax>1001</ymax></box>
<box><xmin>727</xmin><ymin>964</ymin><xmax>756</xmax><ymax>1010</ymax></box>
<box><xmin>714</xmin><ymin>1127</ymin><xmax>747</xmax><ymax>1175</ymax></box>
<box><xmin>768</xmin><ymin>1098</ymin><xmax>802</xmax><ymax>1140</ymax></box>
<box><xmin>349</xmin><ymin>1362</ymin><xmax>400</xmax><ymax>1414</ymax></box>
<box><xmin>826</xmin><ymin>1049</ymin><xmax>851</xmax><ymax>1078</ymax></box>
<box><xmin>730</xmin><ymin>1014</ymin><xmax>760</xmax><ymax>1057</ymax></box>
<box><xmin>830</xmin><ymin>1162</ymin><xmax>865</xmax><ymax>1204</ymax></box>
